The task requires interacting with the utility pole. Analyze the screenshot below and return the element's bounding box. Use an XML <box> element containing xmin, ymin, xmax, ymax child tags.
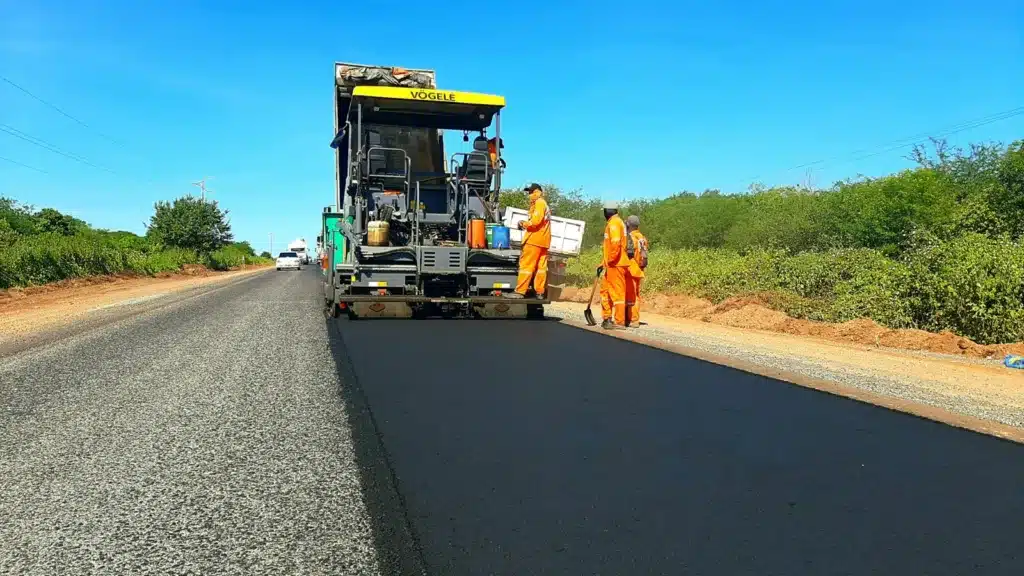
<box><xmin>192</xmin><ymin>177</ymin><xmax>214</xmax><ymax>201</ymax></box>
<box><xmin>269</xmin><ymin>232</ymin><xmax>274</xmax><ymax>256</ymax></box>
<box><xmin>800</xmin><ymin>168</ymin><xmax>815</xmax><ymax>190</ymax></box>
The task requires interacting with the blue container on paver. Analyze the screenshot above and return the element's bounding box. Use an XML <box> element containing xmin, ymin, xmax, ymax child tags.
<box><xmin>491</xmin><ymin>225</ymin><xmax>511</xmax><ymax>249</ymax></box>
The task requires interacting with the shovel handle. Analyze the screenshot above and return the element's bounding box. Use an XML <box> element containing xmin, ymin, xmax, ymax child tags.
<box><xmin>587</xmin><ymin>272</ymin><xmax>601</xmax><ymax>304</ymax></box>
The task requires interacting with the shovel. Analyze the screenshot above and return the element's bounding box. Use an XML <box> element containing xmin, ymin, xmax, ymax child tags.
<box><xmin>583</xmin><ymin>267</ymin><xmax>602</xmax><ymax>326</ymax></box>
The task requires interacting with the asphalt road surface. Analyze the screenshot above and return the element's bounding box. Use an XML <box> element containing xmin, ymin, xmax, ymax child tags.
<box><xmin>3</xmin><ymin>268</ymin><xmax>1023</xmax><ymax>575</ymax></box>
<box><xmin>0</xmin><ymin>269</ymin><xmax>380</xmax><ymax>575</ymax></box>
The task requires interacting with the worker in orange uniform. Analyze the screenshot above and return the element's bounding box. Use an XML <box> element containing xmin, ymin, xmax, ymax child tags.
<box><xmin>505</xmin><ymin>183</ymin><xmax>550</xmax><ymax>299</ymax></box>
<box><xmin>599</xmin><ymin>200</ymin><xmax>631</xmax><ymax>329</ymax></box>
<box><xmin>624</xmin><ymin>214</ymin><xmax>648</xmax><ymax>327</ymax></box>
<box><xmin>487</xmin><ymin>137</ymin><xmax>506</xmax><ymax>170</ymax></box>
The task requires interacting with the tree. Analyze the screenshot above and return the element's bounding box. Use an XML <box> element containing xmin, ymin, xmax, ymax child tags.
<box><xmin>35</xmin><ymin>208</ymin><xmax>82</xmax><ymax>236</ymax></box>
<box><xmin>147</xmin><ymin>195</ymin><xmax>233</xmax><ymax>252</ymax></box>
<box><xmin>0</xmin><ymin>218</ymin><xmax>17</xmax><ymax>247</ymax></box>
<box><xmin>232</xmin><ymin>241</ymin><xmax>256</xmax><ymax>256</ymax></box>
<box><xmin>0</xmin><ymin>197</ymin><xmax>40</xmax><ymax>235</ymax></box>
<box><xmin>259</xmin><ymin>251</ymin><xmax>272</xmax><ymax>259</ymax></box>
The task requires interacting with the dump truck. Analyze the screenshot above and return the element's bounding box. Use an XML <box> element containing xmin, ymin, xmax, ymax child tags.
<box><xmin>320</xmin><ymin>62</ymin><xmax>583</xmax><ymax>319</ymax></box>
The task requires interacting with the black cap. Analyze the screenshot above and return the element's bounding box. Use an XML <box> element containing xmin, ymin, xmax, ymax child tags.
<box><xmin>523</xmin><ymin>183</ymin><xmax>542</xmax><ymax>192</ymax></box>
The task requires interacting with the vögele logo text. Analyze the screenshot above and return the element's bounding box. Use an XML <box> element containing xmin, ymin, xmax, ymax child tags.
<box><xmin>408</xmin><ymin>90</ymin><xmax>457</xmax><ymax>102</ymax></box>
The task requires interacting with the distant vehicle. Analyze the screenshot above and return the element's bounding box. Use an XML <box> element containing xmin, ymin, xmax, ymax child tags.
<box><xmin>276</xmin><ymin>251</ymin><xmax>302</xmax><ymax>271</ymax></box>
<box><xmin>287</xmin><ymin>238</ymin><xmax>311</xmax><ymax>265</ymax></box>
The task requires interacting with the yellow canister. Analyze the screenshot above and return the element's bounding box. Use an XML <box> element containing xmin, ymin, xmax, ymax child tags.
<box><xmin>367</xmin><ymin>220</ymin><xmax>390</xmax><ymax>246</ymax></box>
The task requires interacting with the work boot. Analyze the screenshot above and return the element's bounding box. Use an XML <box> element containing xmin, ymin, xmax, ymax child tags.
<box><xmin>601</xmin><ymin>319</ymin><xmax>618</xmax><ymax>330</ymax></box>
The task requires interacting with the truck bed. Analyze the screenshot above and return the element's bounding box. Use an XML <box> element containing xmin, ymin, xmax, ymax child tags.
<box><xmin>502</xmin><ymin>207</ymin><xmax>586</xmax><ymax>257</ymax></box>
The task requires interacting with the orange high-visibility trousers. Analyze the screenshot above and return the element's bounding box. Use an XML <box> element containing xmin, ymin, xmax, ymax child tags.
<box><xmin>516</xmin><ymin>244</ymin><xmax>549</xmax><ymax>296</ymax></box>
<box><xmin>600</xmin><ymin>266</ymin><xmax>628</xmax><ymax>325</ymax></box>
<box><xmin>626</xmin><ymin>274</ymin><xmax>642</xmax><ymax>325</ymax></box>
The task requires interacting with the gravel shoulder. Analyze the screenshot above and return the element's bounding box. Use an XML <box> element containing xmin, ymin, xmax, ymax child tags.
<box><xmin>0</xmin><ymin>269</ymin><xmax>380</xmax><ymax>575</ymax></box>
<box><xmin>548</xmin><ymin>302</ymin><xmax>1024</xmax><ymax>440</ymax></box>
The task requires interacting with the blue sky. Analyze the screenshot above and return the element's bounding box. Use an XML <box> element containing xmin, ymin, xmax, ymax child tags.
<box><xmin>2</xmin><ymin>0</ymin><xmax>1021</xmax><ymax>252</ymax></box>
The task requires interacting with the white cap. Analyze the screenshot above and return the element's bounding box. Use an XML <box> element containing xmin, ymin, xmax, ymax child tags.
<box><xmin>603</xmin><ymin>200</ymin><xmax>619</xmax><ymax>210</ymax></box>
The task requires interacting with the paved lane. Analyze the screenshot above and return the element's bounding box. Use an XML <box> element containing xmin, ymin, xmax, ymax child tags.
<box><xmin>329</xmin><ymin>317</ymin><xmax>1024</xmax><ymax>575</ymax></box>
<box><xmin>1</xmin><ymin>270</ymin><xmax>381</xmax><ymax>575</ymax></box>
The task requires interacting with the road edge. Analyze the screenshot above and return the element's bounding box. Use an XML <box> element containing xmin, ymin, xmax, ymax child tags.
<box><xmin>0</xmin><ymin>268</ymin><xmax>273</xmax><ymax>359</ymax></box>
<box><xmin>323</xmin><ymin>315</ymin><xmax>431</xmax><ymax>576</ymax></box>
<box><xmin>556</xmin><ymin>316</ymin><xmax>1024</xmax><ymax>445</ymax></box>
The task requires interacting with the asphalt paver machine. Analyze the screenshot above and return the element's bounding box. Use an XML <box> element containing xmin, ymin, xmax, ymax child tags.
<box><xmin>321</xmin><ymin>62</ymin><xmax>544</xmax><ymax>319</ymax></box>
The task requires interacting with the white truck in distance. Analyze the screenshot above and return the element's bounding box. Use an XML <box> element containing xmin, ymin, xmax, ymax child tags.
<box><xmin>287</xmin><ymin>238</ymin><xmax>311</xmax><ymax>265</ymax></box>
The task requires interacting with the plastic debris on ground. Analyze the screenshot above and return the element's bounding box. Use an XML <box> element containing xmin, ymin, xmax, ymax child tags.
<box><xmin>1003</xmin><ymin>355</ymin><xmax>1024</xmax><ymax>370</ymax></box>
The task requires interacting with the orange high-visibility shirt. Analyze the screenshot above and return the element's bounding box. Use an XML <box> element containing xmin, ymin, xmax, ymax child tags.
<box><xmin>522</xmin><ymin>196</ymin><xmax>551</xmax><ymax>249</ymax></box>
<box><xmin>487</xmin><ymin>139</ymin><xmax>499</xmax><ymax>168</ymax></box>
<box><xmin>603</xmin><ymin>214</ymin><xmax>630</xmax><ymax>268</ymax></box>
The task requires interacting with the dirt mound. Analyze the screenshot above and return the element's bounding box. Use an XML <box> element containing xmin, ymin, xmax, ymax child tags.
<box><xmin>554</xmin><ymin>286</ymin><xmax>589</xmax><ymax>303</ymax></box>
<box><xmin>705</xmin><ymin>302</ymin><xmax>793</xmax><ymax>332</ymax></box>
<box><xmin>644</xmin><ymin>293</ymin><xmax>715</xmax><ymax>317</ymax></box>
<box><xmin>559</xmin><ymin>282</ymin><xmax>1024</xmax><ymax>358</ymax></box>
<box><xmin>580</xmin><ymin>290</ymin><xmax>1024</xmax><ymax>360</ymax></box>
<box><xmin>181</xmin><ymin>264</ymin><xmax>211</xmax><ymax>276</ymax></box>
<box><xmin>696</xmin><ymin>296</ymin><xmax>1001</xmax><ymax>358</ymax></box>
<box><xmin>0</xmin><ymin>266</ymin><xmax>214</xmax><ymax>307</ymax></box>
<box><xmin>556</xmin><ymin>287</ymin><xmax>716</xmax><ymax>317</ymax></box>
<box><xmin>0</xmin><ymin>273</ymin><xmax>140</xmax><ymax>302</ymax></box>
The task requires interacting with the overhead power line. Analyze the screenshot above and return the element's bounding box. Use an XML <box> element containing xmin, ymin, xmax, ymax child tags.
<box><xmin>845</xmin><ymin>107</ymin><xmax>1024</xmax><ymax>164</ymax></box>
<box><xmin>2</xmin><ymin>74</ymin><xmax>192</xmax><ymax>189</ymax></box>
<box><xmin>0</xmin><ymin>155</ymin><xmax>48</xmax><ymax>173</ymax></box>
<box><xmin>1</xmin><ymin>75</ymin><xmax>126</xmax><ymax>147</ymax></box>
<box><xmin>737</xmin><ymin>104</ymin><xmax>1024</xmax><ymax>189</ymax></box>
<box><xmin>0</xmin><ymin>123</ymin><xmax>116</xmax><ymax>174</ymax></box>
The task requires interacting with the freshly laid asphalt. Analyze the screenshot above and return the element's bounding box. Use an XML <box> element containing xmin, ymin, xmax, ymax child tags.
<box><xmin>3</xmin><ymin>267</ymin><xmax>1023</xmax><ymax>575</ymax></box>
<box><xmin>329</xmin><ymin>298</ymin><xmax>1024</xmax><ymax>574</ymax></box>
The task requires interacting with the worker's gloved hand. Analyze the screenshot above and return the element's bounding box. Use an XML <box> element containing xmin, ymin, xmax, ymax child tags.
<box><xmin>517</xmin><ymin>221</ymin><xmax>526</xmax><ymax>230</ymax></box>
<box><xmin>596</xmin><ymin>265</ymin><xmax>604</xmax><ymax>277</ymax></box>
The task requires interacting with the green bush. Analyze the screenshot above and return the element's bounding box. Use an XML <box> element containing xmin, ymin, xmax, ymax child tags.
<box><xmin>902</xmin><ymin>233</ymin><xmax>1024</xmax><ymax>344</ymax></box>
<box><xmin>204</xmin><ymin>242</ymin><xmax>272</xmax><ymax>270</ymax></box>
<box><xmin>0</xmin><ymin>234</ymin><xmax>202</xmax><ymax>289</ymax></box>
<box><xmin>564</xmin><ymin>242</ymin><xmax>1024</xmax><ymax>343</ymax></box>
<box><xmin>0</xmin><ymin>195</ymin><xmax>270</xmax><ymax>290</ymax></box>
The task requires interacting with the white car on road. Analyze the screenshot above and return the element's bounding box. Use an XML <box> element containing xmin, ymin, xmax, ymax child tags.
<box><xmin>276</xmin><ymin>251</ymin><xmax>302</xmax><ymax>271</ymax></box>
